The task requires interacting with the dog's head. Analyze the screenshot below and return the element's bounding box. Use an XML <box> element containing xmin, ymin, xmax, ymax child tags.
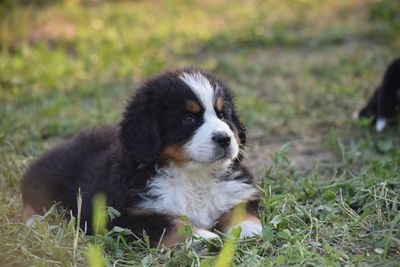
<box><xmin>119</xmin><ymin>68</ymin><xmax>246</xmax><ymax>169</ymax></box>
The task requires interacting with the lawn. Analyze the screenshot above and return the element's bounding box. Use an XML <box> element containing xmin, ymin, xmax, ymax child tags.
<box><xmin>0</xmin><ymin>0</ymin><xmax>399</xmax><ymax>266</ymax></box>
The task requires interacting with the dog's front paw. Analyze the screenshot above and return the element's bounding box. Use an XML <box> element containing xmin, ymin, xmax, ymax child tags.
<box><xmin>228</xmin><ymin>220</ymin><xmax>262</xmax><ymax>239</ymax></box>
<box><xmin>193</xmin><ymin>228</ymin><xmax>220</xmax><ymax>241</ymax></box>
<box><xmin>189</xmin><ymin>228</ymin><xmax>221</xmax><ymax>247</ymax></box>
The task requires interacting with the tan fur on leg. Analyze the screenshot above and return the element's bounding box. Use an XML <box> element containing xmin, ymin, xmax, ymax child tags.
<box><xmin>22</xmin><ymin>204</ymin><xmax>36</xmax><ymax>222</ymax></box>
<box><xmin>215</xmin><ymin>204</ymin><xmax>261</xmax><ymax>234</ymax></box>
<box><xmin>161</xmin><ymin>218</ymin><xmax>190</xmax><ymax>247</ymax></box>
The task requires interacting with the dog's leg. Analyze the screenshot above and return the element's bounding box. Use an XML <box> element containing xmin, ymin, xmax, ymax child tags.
<box><xmin>215</xmin><ymin>200</ymin><xmax>262</xmax><ymax>239</ymax></box>
<box><xmin>22</xmin><ymin>204</ymin><xmax>37</xmax><ymax>226</ymax></box>
<box><xmin>109</xmin><ymin>208</ymin><xmax>218</xmax><ymax>247</ymax></box>
<box><xmin>358</xmin><ymin>87</ymin><xmax>379</xmax><ymax>120</ymax></box>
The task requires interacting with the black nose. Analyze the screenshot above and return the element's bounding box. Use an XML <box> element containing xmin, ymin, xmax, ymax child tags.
<box><xmin>212</xmin><ymin>132</ymin><xmax>231</xmax><ymax>148</ymax></box>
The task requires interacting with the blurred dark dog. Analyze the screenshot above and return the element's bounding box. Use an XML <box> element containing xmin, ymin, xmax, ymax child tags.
<box><xmin>357</xmin><ymin>58</ymin><xmax>400</xmax><ymax>132</ymax></box>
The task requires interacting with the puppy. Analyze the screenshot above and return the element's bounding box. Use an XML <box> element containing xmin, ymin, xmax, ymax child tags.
<box><xmin>358</xmin><ymin>58</ymin><xmax>400</xmax><ymax>132</ymax></box>
<box><xmin>21</xmin><ymin>68</ymin><xmax>262</xmax><ymax>246</ymax></box>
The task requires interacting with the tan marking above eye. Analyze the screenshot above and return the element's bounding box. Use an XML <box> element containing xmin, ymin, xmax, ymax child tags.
<box><xmin>215</xmin><ymin>96</ymin><xmax>223</xmax><ymax>112</ymax></box>
<box><xmin>185</xmin><ymin>100</ymin><xmax>201</xmax><ymax>114</ymax></box>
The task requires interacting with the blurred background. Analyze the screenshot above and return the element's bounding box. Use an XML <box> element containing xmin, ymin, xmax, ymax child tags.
<box><xmin>0</xmin><ymin>0</ymin><xmax>399</xmax><ymax>265</ymax></box>
<box><xmin>1</xmin><ymin>0</ymin><xmax>399</xmax><ymax>173</ymax></box>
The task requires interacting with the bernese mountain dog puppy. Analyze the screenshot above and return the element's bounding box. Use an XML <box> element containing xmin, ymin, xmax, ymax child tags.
<box><xmin>21</xmin><ymin>68</ymin><xmax>262</xmax><ymax>246</ymax></box>
<box><xmin>358</xmin><ymin>58</ymin><xmax>400</xmax><ymax>132</ymax></box>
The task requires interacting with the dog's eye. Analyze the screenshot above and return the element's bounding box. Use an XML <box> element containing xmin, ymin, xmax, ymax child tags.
<box><xmin>217</xmin><ymin>112</ymin><xmax>225</xmax><ymax>120</ymax></box>
<box><xmin>182</xmin><ymin>114</ymin><xmax>196</xmax><ymax>125</ymax></box>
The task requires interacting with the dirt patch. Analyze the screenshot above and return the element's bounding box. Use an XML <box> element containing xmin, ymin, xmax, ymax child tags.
<box><xmin>246</xmin><ymin>136</ymin><xmax>335</xmax><ymax>177</ymax></box>
<box><xmin>29</xmin><ymin>17</ymin><xmax>76</xmax><ymax>44</ymax></box>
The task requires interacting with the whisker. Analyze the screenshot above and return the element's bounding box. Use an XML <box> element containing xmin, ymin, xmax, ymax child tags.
<box><xmin>238</xmin><ymin>149</ymin><xmax>248</xmax><ymax>160</ymax></box>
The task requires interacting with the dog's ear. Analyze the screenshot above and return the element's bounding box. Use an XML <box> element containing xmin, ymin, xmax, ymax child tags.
<box><xmin>231</xmin><ymin>109</ymin><xmax>247</xmax><ymax>146</ymax></box>
<box><xmin>119</xmin><ymin>92</ymin><xmax>160</xmax><ymax>164</ymax></box>
<box><xmin>214</xmin><ymin>81</ymin><xmax>247</xmax><ymax>147</ymax></box>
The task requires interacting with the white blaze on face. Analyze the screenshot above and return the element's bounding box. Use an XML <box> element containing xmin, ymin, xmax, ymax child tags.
<box><xmin>179</xmin><ymin>72</ymin><xmax>239</xmax><ymax>163</ymax></box>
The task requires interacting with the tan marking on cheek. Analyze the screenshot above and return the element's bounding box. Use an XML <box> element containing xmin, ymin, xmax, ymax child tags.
<box><xmin>215</xmin><ymin>96</ymin><xmax>223</xmax><ymax>112</ymax></box>
<box><xmin>185</xmin><ymin>100</ymin><xmax>201</xmax><ymax>114</ymax></box>
<box><xmin>162</xmin><ymin>145</ymin><xmax>188</xmax><ymax>166</ymax></box>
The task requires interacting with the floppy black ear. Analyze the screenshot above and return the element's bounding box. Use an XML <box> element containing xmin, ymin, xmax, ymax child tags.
<box><xmin>119</xmin><ymin>92</ymin><xmax>160</xmax><ymax>165</ymax></box>
<box><xmin>214</xmin><ymin>79</ymin><xmax>247</xmax><ymax>146</ymax></box>
<box><xmin>231</xmin><ymin>109</ymin><xmax>247</xmax><ymax>146</ymax></box>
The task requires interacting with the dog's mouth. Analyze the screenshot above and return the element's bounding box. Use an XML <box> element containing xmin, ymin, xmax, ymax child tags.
<box><xmin>190</xmin><ymin>154</ymin><xmax>229</xmax><ymax>164</ymax></box>
<box><xmin>210</xmin><ymin>147</ymin><xmax>236</xmax><ymax>162</ymax></box>
<box><xmin>210</xmin><ymin>153</ymin><xmax>226</xmax><ymax>162</ymax></box>
<box><xmin>185</xmin><ymin>143</ymin><xmax>239</xmax><ymax>165</ymax></box>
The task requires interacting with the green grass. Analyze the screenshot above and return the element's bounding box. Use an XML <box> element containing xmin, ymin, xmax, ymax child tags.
<box><xmin>1</xmin><ymin>0</ymin><xmax>400</xmax><ymax>266</ymax></box>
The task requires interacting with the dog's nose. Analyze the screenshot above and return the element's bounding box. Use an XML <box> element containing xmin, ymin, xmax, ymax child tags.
<box><xmin>212</xmin><ymin>132</ymin><xmax>231</xmax><ymax>148</ymax></box>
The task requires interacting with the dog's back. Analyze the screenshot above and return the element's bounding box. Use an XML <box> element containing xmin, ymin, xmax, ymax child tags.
<box><xmin>21</xmin><ymin>126</ymin><xmax>116</xmax><ymax>223</ymax></box>
<box><xmin>359</xmin><ymin>58</ymin><xmax>400</xmax><ymax>131</ymax></box>
<box><xmin>377</xmin><ymin>58</ymin><xmax>400</xmax><ymax>121</ymax></box>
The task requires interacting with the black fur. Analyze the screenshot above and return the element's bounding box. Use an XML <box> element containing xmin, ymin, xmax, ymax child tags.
<box><xmin>21</xmin><ymin>68</ymin><xmax>259</xmax><ymax>246</ymax></box>
<box><xmin>359</xmin><ymin>58</ymin><xmax>400</xmax><ymax>124</ymax></box>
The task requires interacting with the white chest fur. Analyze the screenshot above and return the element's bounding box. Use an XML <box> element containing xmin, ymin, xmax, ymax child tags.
<box><xmin>138</xmin><ymin>164</ymin><xmax>258</xmax><ymax>229</ymax></box>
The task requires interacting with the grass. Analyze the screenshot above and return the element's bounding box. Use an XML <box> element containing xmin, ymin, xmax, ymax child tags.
<box><xmin>0</xmin><ymin>0</ymin><xmax>399</xmax><ymax>266</ymax></box>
